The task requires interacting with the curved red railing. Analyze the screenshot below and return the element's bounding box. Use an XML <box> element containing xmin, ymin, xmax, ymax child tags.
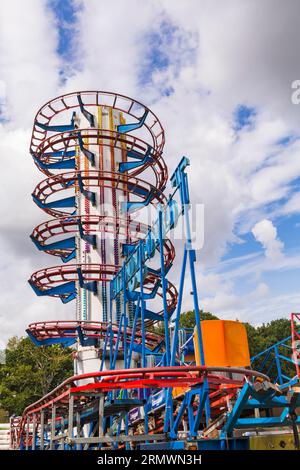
<box><xmin>31</xmin><ymin>215</ymin><xmax>175</xmax><ymax>269</ymax></box>
<box><xmin>32</xmin><ymin>170</ymin><xmax>166</xmax><ymax>218</ymax></box>
<box><xmin>32</xmin><ymin>129</ymin><xmax>167</xmax><ymax>189</ymax></box>
<box><xmin>15</xmin><ymin>365</ymin><xmax>269</xmax><ymax>447</ymax></box>
<box><xmin>19</xmin><ymin>366</ymin><xmax>269</xmax><ymax>415</ymax></box>
<box><xmin>30</xmin><ymin>91</ymin><xmax>165</xmax><ymax>157</ymax></box>
<box><xmin>27</xmin><ymin>320</ymin><xmax>163</xmax><ymax>351</ymax></box>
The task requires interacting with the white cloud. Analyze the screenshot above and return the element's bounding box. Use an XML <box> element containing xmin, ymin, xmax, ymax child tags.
<box><xmin>252</xmin><ymin>219</ymin><xmax>284</xmax><ymax>261</ymax></box>
<box><xmin>0</xmin><ymin>0</ymin><xmax>60</xmax><ymax>126</ymax></box>
<box><xmin>249</xmin><ymin>282</ymin><xmax>269</xmax><ymax>300</ymax></box>
<box><xmin>275</xmin><ymin>190</ymin><xmax>300</xmax><ymax>217</ymax></box>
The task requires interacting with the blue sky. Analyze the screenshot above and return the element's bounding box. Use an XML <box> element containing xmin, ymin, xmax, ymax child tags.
<box><xmin>1</xmin><ymin>0</ymin><xmax>300</xmax><ymax>345</ymax></box>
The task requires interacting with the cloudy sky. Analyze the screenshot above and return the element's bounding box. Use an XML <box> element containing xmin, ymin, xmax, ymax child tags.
<box><xmin>1</xmin><ymin>0</ymin><xmax>300</xmax><ymax>347</ymax></box>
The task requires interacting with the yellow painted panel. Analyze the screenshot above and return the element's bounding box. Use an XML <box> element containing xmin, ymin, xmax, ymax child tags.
<box><xmin>194</xmin><ymin>320</ymin><xmax>250</xmax><ymax>367</ymax></box>
<box><xmin>250</xmin><ymin>433</ymin><xmax>297</xmax><ymax>450</ymax></box>
<box><xmin>172</xmin><ymin>386</ymin><xmax>189</xmax><ymax>398</ymax></box>
<box><xmin>97</xmin><ymin>106</ymin><xmax>102</xmax><ymax>130</ymax></box>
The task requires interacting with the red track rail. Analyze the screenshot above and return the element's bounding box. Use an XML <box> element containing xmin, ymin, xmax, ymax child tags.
<box><xmin>32</xmin><ymin>170</ymin><xmax>167</xmax><ymax>218</ymax></box>
<box><xmin>30</xmin><ymin>91</ymin><xmax>165</xmax><ymax>156</ymax></box>
<box><xmin>27</xmin><ymin>320</ymin><xmax>163</xmax><ymax>350</ymax></box>
<box><xmin>16</xmin><ymin>365</ymin><xmax>269</xmax><ymax>447</ymax></box>
<box><xmin>20</xmin><ymin>366</ymin><xmax>269</xmax><ymax>417</ymax></box>
<box><xmin>291</xmin><ymin>312</ymin><xmax>300</xmax><ymax>378</ymax></box>
<box><xmin>30</xmin><ymin>263</ymin><xmax>119</xmax><ymax>288</ymax></box>
<box><xmin>29</xmin><ymin>264</ymin><xmax>178</xmax><ymax>319</ymax></box>
<box><xmin>32</xmin><ymin>129</ymin><xmax>167</xmax><ymax>190</ymax></box>
<box><xmin>31</xmin><ymin>215</ymin><xmax>175</xmax><ymax>269</ymax></box>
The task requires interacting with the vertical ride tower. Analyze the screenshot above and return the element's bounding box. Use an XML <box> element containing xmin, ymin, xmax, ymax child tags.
<box><xmin>27</xmin><ymin>91</ymin><xmax>171</xmax><ymax>374</ymax></box>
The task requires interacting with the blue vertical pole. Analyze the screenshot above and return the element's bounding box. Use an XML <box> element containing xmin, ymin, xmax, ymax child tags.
<box><xmin>100</xmin><ymin>325</ymin><xmax>111</xmax><ymax>371</ymax></box>
<box><xmin>139</xmin><ymin>241</ymin><xmax>148</xmax><ymax>434</ymax></box>
<box><xmin>163</xmin><ymin>249</ymin><xmax>187</xmax><ymax>433</ymax></box>
<box><xmin>126</xmin><ymin>298</ymin><xmax>140</xmax><ymax>369</ymax></box>
<box><xmin>139</xmin><ymin>242</ymin><xmax>146</xmax><ymax>370</ymax></box>
<box><xmin>158</xmin><ymin>209</ymin><xmax>171</xmax><ymax>365</ymax></box>
<box><xmin>122</xmin><ymin>264</ymin><xmax>128</xmax><ymax>373</ymax></box>
<box><xmin>170</xmin><ymin>249</ymin><xmax>187</xmax><ymax>365</ymax></box>
<box><xmin>274</xmin><ymin>345</ymin><xmax>283</xmax><ymax>385</ymax></box>
<box><xmin>109</xmin><ymin>283</ymin><xmax>113</xmax><ymax>371</ymax></box>
<box><xmin>178</xmin><ymin>159</ymin><xmax>210</xmax><ymax>425</ymax></box>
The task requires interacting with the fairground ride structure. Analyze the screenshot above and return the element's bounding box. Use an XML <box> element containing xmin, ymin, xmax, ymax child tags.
<box><xmin>10</xmin><ymin>91</ymin><xmax>300</xmax><ymax>450</ymax></box>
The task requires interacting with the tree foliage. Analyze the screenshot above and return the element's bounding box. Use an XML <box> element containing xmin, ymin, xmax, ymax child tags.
<box><xmin>0</xmin><ymin>337</ymin><xmax>73</xmax><ymax>415</ymax></box>
<box><xmin>179</xmin><ymin>310</ymin><xmax>219</xmax><ymax>328</ymax></box>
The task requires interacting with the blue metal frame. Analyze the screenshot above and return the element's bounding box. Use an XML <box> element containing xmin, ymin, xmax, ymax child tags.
<box><xmin>221</xmin><ymin>380</ymin><xmax>300</xmax><ymax>438</ymax></box>
<box><xmin>251</xmin><ymin>332</ymin><xmax>300</xmax><ymax>387</ymax></box>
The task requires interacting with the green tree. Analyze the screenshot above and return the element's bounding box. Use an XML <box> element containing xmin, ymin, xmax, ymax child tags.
<box><xmin>0</xmin><ymin>337</ymin><xmax>73</xmax><ymax>415</ymax></box>
<box><xmin>179</xmin><ymin>310</ymin><xmax>219</xmax><ymax>328</ymax></box>
<box><xmin>248</xmin><ymin>318</ymin><xmax>295</xmax><ymax>381</ymax></box>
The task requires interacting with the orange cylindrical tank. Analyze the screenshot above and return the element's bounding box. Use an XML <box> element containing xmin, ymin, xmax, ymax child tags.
<box><xmin>194</xmin><ymin>320</ymin><xmax>250</xmax><ymax>367</ymax></box>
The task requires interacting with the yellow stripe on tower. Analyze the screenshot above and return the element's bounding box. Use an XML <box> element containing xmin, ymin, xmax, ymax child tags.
<box><xmin>98</xmin><ymin>106</ymin><xmax>103</xmax><ymax>170</ymax></box>
<box><xmin>75</xmin><ymin>145</ymin><xmax>80</xmax><ymax>192</ymax></box>
<box><xmin>109</xmin><ymin>107</ymin><xmax>115</xmax><ymax>177</ymax></box>
<box><xmin>119</xmin><ymin>112</ymin><xmax>127</xmax><ymax>163</ymax></box>
<box><xmin>83</xmin><ymin>136</ymin><xmax>89</xmax><ymax>172</ymax></box>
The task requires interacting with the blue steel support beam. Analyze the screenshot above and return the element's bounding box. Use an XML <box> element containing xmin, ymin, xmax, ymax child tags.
<box><xmin>122</xmin><ymin>264</ymin><xmax>128</xmax><ymax>372</ymax></box>
<box><xmin>76</xmin><ymin>326</ymin><xmax>97</xmax><ymax>347</ymax></box>
<box><xmin>60</xmin><ymin>249</ymin><xmax>76</xmax><ymax>263</ymax></box>
<box><xmin>158</xmin><ymin>209</ymin><xmax>170</xmax><ymax>366</ymax></box>
<box><xmin>170</xmin><ymin>394</ymin><xmax>188</xmax><ymax>439</ymax></box>
<box><xmin>121</xmin><ymin>189</ymin><xmax>153</xmax><ymax>212</ymax></box>
<box><xmin>245</xmin><ymin>396</ymin><xmax>291</xmax><ymax>408</ymax></box>
<box><xmin>251</xmin><ymin>335</ymin><xmax>294</xmax><ymax>360</ymax></box>
<box><xmin>35</xmin><ymin>116</ymin><xmax>76</xmax><ymax>132</ymax></box>
<box><xmin>235</xmin><ymin>416</ymin><xmax>300</xmax><ymax>428</ymax></box>
<box><xmin>26</xmin><ymin>329</ymin><xmax>76</xmax><ymax>347</ymax></box>
<box><xmin>163</xmin><ymin>247</ymin><xmax>187</xmax><ymax>438</ymax></box>
<box><xmin>117</xmin><ymin>110</ymin><xmax>149</xmax><ymax>134</ymax></box>
<box><xmin>32</xmin><ymin>194</ymin><xmax>76</xmax><ymax>210</ymax></box>
<box><xmin>33</xmin><ymin>153</ymin><xmax>76</xmax><ymax>171</ymax></box>
<box><xmin>77</xmin><ymin>132</ymin><xmax>95</xmax><ymax>166</ymax></box>
<box><xmin>76</xmin><ymin>267</ymin><xmax>97</xmax><ymax>295</ymax></box>
<box><xmin>168</xmin><ymin>157</ymin><xmax>210</xmax><ymax>426</ymax></box>
<box><xmin>100</xmin><ymin>326</ymin><xmax>111</xmax><ymax>371</ymax></box>
<box><xmin>77</xmin><ymin>173</ymin><xmax>96</xmax><ymax>206</ymax></box>
<box><xmin>77</xmin><ymin>94</ymin><xmax>95</xmax><ymax>127</ymax></box>
<box><xmin>61</xmin><ymin>292</ymin><xmax>77</xmax><ymax>303</ymax></box>
<box><xmin>77</xmin><ymin>219</ymin><xmax>97</xmax><ymax>248</ymax></box>
<box><xmin>126</xmin><ymin>298</ymin><xmax>141</xmax><ymax>369</ymax></box>
<box><xmin>251</xmin><ymin>332</ymin><xmax>300</xmax><ymax>386</ymax></box>
<box><xmin>192</xmin><ymin>386</ymin><xmax>209</xmax><ymax>435</ymax></box>
<box><xmin>112</xmin><ymin>314</ymin><xmax>124</xmax><ymax>369</ymax></box>
<box><xmin>138</xmin><ymin>241</ymin><xmax>149</xmax><ymax>435</ymax></box>
<box><xmin>221</xmin><ymin>382</ymin><xmax>253</xmax><ymax>437</ymax></box>
<box><xmin>28</xmin><ymin>279</ymin><xmax>76</xmax><ymax>299</ymax></box>
<box><xmin>30</xmin><ymin>234</ymin><xmax>76</xmax><ymax>252</ymax></box>
<box><xmin>274</xmin><ymin>345</ymin><xmax>284</xmax><ymax>385</ymax></box>
<box><xmin>119</xmin><ymin>146</ymin><xmax>153</xmax><ymax>173</ymax></box>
